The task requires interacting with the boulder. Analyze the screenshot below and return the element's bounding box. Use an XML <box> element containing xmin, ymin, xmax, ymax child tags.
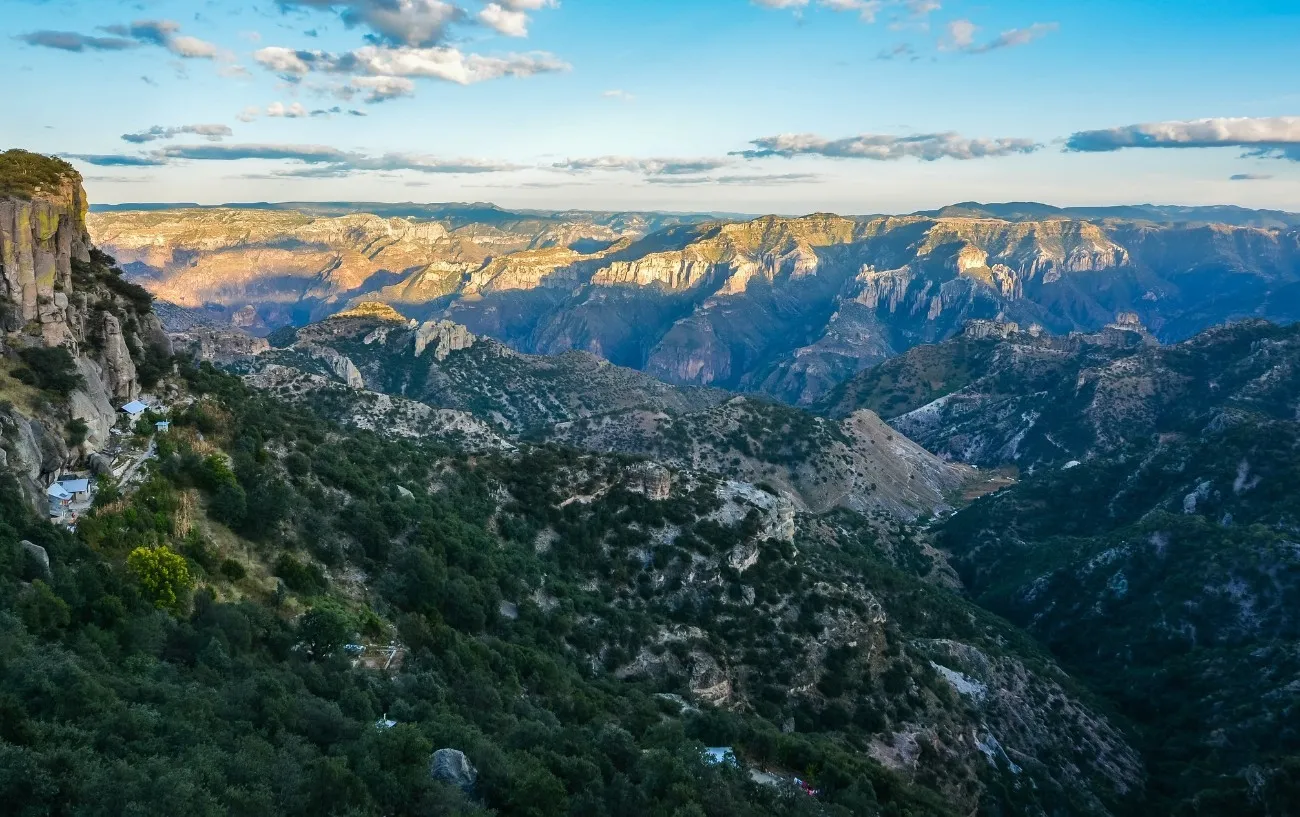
<box><xmin>21</xmin><ymin>540</ymin><xmax>50</xmax><ymax>576</ymax></box>
<box><xmin>89</xmin><ymin>453</ymin><xmax>114</xmax><ymax>475</ymax></box>
<box><xmin>430</xmin><ymin>748</ymin><xmax>477</xmax><ymax>795</ymax></box>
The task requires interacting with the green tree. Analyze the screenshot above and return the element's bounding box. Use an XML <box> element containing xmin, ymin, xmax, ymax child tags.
<box><xmin>299</xmin><ymin>603</ymin><xmax>353</xmax><ymax>659</ymax></box>
<box><xmin>17</xmin><ymin>580</ymin><xmax>70</xmax><ymax>637</ymax></box>
<box><xmin>127</xmin><ymin>545</ymin><xmax>195</xmax><ymax>612</ymax></box>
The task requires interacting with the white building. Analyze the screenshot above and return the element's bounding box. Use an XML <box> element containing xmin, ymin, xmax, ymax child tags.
<box><xmin>120</xmin><ymin>400</ymin><xmax>149</xmax><ymax>422</ymax></box>
<box><xmin>47</xmin><ymin>483</ymin><xmax>73</xmax><ymax>517</ymax></box>
<box><xmin>57</xmin><ymin>477</ymin><xmax>91</xmax><ymax>502</ymax></box>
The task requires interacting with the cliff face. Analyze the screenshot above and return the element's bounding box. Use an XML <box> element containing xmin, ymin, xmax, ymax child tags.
<box><xmin>0</xmin><ymin>167</ymin><xmax>92</xmax><ymax>344</ymax></box>
<box><xmin>0</xmin><ymin>151</ymin><xmax>166</xmax><ymax>504</ymax></box>
<box><xmin>90</xmin><ymin>203</ymin><xmax>1300</xmax><ymax>405</ymax></box>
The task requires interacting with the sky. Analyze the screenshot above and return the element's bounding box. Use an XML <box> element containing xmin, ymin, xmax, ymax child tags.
<box><xmin>4</xmin><ymin>0</ymin><xmax>1299</xmax><ymax>213</ymax></box>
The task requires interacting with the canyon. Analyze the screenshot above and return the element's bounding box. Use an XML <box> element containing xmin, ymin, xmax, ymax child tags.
<box><xmin>89</xmin><ymin>202</ymin><xmax>1300</xmax><ymax>406</ymax></box>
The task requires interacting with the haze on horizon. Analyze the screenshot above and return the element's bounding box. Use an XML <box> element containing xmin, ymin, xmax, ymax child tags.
<box><xmin>5</xmin><ymin>0</ymin><xmax>1299</xmax><ymax>213</ymax></box>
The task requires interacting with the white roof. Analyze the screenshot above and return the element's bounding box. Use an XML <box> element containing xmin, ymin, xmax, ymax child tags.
<box><xmin>121</xmin><ymin>400</ymin><xmax>149</xmax><ymax>414</ymax></box>
<box><xmin>47</xmin><ymin>484</ymin><xmax>73</xmax><ymax>500</ymax></box>
<box><xmin>59</xmin><ymin>478</ymin><xmax>91</xmax><ymax>493</ymax></box>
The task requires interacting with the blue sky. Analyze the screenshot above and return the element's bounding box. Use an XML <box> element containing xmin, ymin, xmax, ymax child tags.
<box><xmin>4</xmin><ymin>0</ymin><xmax>1299</xmax><ymax>212</ymax></box>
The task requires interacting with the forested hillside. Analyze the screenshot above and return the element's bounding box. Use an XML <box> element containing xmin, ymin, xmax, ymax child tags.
<box><xmin>933</xmin><ymin>321</ymin><xmax>1300</xmax><ymax>815</ymax></box>
<box><xmin>0</xmin><ymin>362</ymin><xmax>1143</xmax><ymax>815</ymax></box>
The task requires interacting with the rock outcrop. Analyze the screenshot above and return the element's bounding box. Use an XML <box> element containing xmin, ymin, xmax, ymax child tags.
<box><xmin>429</xmin><ymin>749</ymin><xmax>477</xmax><ymax>795</ymax></box>
<box><xmin>21</xmin><ymin>540</ymin><xmax>50</xmax><ymax>576</ymax></box>
<box><xmin>0</xmin><ymin>157</ymin><xmax>92</xmax><ymax>343</ymax></box>
<box><xmin>414</xmin><ymin>319</ymin><xmax>476</xmax><ymax>360</ymax></box>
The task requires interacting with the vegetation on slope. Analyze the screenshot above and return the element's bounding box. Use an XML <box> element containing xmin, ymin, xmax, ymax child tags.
<box><xmin>938</xmin><ymin>322</ymin><xmax>1300</xmax><ymax>816</ymax></box>
<box><xmin>0</xmin><ymin>356</ymin><xmax>1143</xmax><ymax>815</ymax></box>
<box><xmin>0</xmin><ymin>149</ymin><xmax>77</xmax><ymax>200</ymax></box>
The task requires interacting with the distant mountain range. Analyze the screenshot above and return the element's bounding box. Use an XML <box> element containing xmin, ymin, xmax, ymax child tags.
<box><xmin>89</xmin><ymin>201</ymin><xmax>1300</xmax><ymax>406</ymax></box>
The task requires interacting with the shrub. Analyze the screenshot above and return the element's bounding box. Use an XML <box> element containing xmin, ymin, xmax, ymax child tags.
<box><xmin>12</xmin><ymin>346</ymin><xmax>84</xmax><ymax>396</ymax></box>
<box><xmin>275</xmin><ymin>553</ymin><xmax>327</xmax><ymax>594</ymax></box>
<box><xmin>64</xmin><ymin>418</ymin><xmax>89</xmax><ymax>448</ymax></box>
<box><xmin>0</xmin><ymin>149</ymin><xmax>76</xmax><ymax>199</ymax></box>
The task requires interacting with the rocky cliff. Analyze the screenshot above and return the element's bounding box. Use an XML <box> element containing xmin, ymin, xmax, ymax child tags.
<box><xmin>824</xmin><ymin>317</ymin><xmax>1296</xmax><ymax>472</ymax></box>
<box><xmin>0</xmin><ymin>150</ymin><xmax>168</xmax><ymax>505</ymax></box>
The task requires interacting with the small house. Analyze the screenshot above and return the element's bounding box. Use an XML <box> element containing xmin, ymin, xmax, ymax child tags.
<box><xmin>120</xmin><ymin>400</ymin><xmax>149</xmax><ymax>422</ymax></box>
<box><xmin>155</xmin><ymin>420</ymin><xmax>170</xmax><ymax>433</ymax></box>
<box><xmin>47</xmin><ymin>483</ymin><xmax>73</xmax><ymax>517</ymax></box>
<box><xmin>375</xmin><ymin>714</ymin><xmax>397</xmax><ymax>730</ymax></box>
<box><xmin>57</xmin><ymin>477</ymin><xmax>91</xmax><ymax>502</ymax></box>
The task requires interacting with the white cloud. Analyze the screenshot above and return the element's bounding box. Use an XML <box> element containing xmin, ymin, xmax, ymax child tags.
<box><xmin>275</xmin><ymin>0</ymin><xmax>557</xmax><ymax>45</ymax></box>
<box><xmin>129</xmin><ymin>142</ymin><xmax>524</xmax><ymax>178</ymax></box>
<box><xmin>602</xmin><ymin>89</ymin><xmax>634</xmax><ymax>101</ymax></box>
<box><xmin>755</xmin><ymin>0</ymin><xmax>937</xmax><ymax>23</ymax></box>
<box><xmin>351</xmin><ymin>45</ymin><xmax>568</xmax><ymax>83</ymax></box>
<box><xmin>169</xmin><ymin>35</ymin><xmax>220</xmax><ymax>59</ymax></box>
<box><xmin>238</xmin><ymin>104</ymin><xmax>369</xmax><ymax>122</ymax></box>
<box><xmin>646</xmin><ymin>173</ymin><xmax>820</xmax><ymax>186</ymax></box>
<box><xmin>276</xmin><ymin>0</ymin><xmax>466</xmax><ymax>47</ymax></box>
<box><xmin>943</xmin><ymin>20</ymin><xmax>1057</xmax><ymax>53</ymax></box>
<box><xmin>819</xmin><ymin>0</ymin><xmax>884</xmax><ymax>22</ymax></box>
<box><xmin>255</xmin><ymin>44</ymin><xmax>569</xmax><ymax>86</ymax></box>
<box><xmin>479</xmin><ymin>3</ymin><xmax>530</xmax><ymax>36</ymax></box>
<box><xmin>943</xmin><ymin>19</ymin><xmax>976</xmax><ymax>49</ymax></box>
<box><xmin>121</xmin><ymin>124</ymin><xmax>233</xmax><ymax>143</ymax></box>
<box><xmin>252</xmin><ymin>47</ymin><xmax>313</xmax><ymax>79</ymax></box>
<box><xmin>267</xmin><ymin>102</ymin><xmax>311</xmax><ymax>118</ymax></box>
<box><xmin>1067</xmin><ymin>116</ymin><xmax>1300</xmax><ymax>161</ymax></box>
<box><xmin>98</xmin><ymin>20</ymin><xmax>224</xmax><ymax>60</ymax></box>
<box><xmin>553</xmin><ymin>156</ymin><xmax>733</xmax><ymax>175</ymax></box>
<box><xmin>340</xmin><ymin>75</ymin><xmax>417</xmax><ymax>102</ymax></box>
<box><xmin>736</xmin><ymin>131</ymin><xmax>1042</xmax><ymax>160</ymax></box>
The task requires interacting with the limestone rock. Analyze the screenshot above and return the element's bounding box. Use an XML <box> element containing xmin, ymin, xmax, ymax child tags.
<box><xmin>69</xmin><ymin>356</ymin><xmax>118</xmax><ymax>450</ymax></box>
<box><xmin>624</xmin><ymin>462</ymin><xmax>671</xmax><ymax>500</ymax></box>
<box><xmin>171</xmin><ymin>328</ymin><xmax>270</xmax><ymax>363</ymax></box>
<box><xmin>305</xmin><ymin>344</ymin><xmax>365</xmax><ymax>389</ymax></box>
<box><xmin>964</xmin><ymin>319</ymin><xmax>1020</xmax><ymax>340</ymax></box>
<box><xmin>430</xmin><ymin>749</ymin><xmax>477</xmax><ymax>795</ymax></box>
<box><xmin>98</xmin><ymin>313</ymin><xmax>140</xmax><ymax>402</ymax></box>
<box><xmin>414</xmin><ymin>320</ymin><xmax>476</xmax><ymax>360</ymax></box>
